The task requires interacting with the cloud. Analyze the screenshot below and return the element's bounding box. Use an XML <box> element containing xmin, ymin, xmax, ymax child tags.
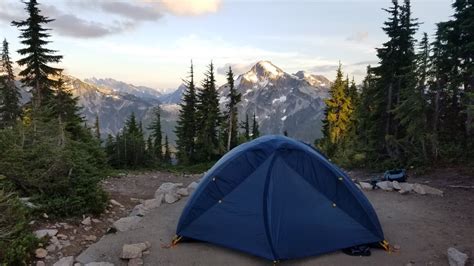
<box><xmin>217</xmin><ymin>62</ymin><xmax>254</xmax><ymax>76</ymax></box>
<box><xmin>99</xmin><ymin>2</ymin><xmax>163</xmax><ymax>21</ymax></box>
<box><xmin>346</xmin><ymin>31</ymin><xmax>369</xmax><ymax>42</ymax></box>
<box><xmin>351</xmin><ymin>60</ymin><xmax>378</xmax><ymax>66</ymax></box>
<box><xmin>310</xmin><ymin>64</ymin><xmax>339</xmax><ymax>73</ymax></box>
<box><xmin>160</xmin><ymin>0</ymin><xmax>222</xmax><ymax>16</ymax></box>
<box><xmin>52</xmin><ymin>14</ymin><xmax>133</xmax><ymax>38</ymax></box>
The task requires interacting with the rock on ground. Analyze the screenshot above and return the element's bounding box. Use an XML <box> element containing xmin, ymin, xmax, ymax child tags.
<box><xmin>359</xmin><ymin>182</ymin><xmax>373</xmax><ymax>190</ymax></box>
<box><xmin>35</xmin><ymin>248</ymin><xmax>48</xmax><ymax>259</ymax></box>
<box><xmin>392</xmin><ymin>181</ymin><xmax>402</xmax><ymax>190</ymax></box>
<box><xmin>34</xmin><ymin>229</ymin><xmax>58</xmax><ymax>238</ymax></box>
<box><xmin>113</xmin><ymin>216</ymin><xmax>142</xmax><ymax>232</ymax></box>
<box><xmin>154</xmin><ymin>183</ymin><xmax>183</xmax><ymax>198</ymax></box>
<box><xmin>447</xmin><ymin>247</ymin><xmax>468</xmax><ymax>266</ymax></box>
<box><xmin>177</xmin><ymin>188</ymin><xmax>189</xmax><ymax>196</ymax></box>
<box><xmin>53</xmin><ymin>256</ymin><xmax>74</xmax><ymax>266</ymax></box>
<box><xmin>164</xmin><ymin>193</ymin><xmax>180</xmax><ymax>204</ymax></box>
<box><xmin>187</xmin><ymin>181</ymin><xmax>199</xmax><ymax>193</ymax></box>
<box><xmin>376</xmin><ymin>181</ymin><xmax>393</xmax><ymax>191</ymax></box>
<box><xmin>128</xmin><ymin>258</ymin><xmax>144</xmax><ymax>266</ymax></box>
<box><xmin>143</xmin><ymin>198</ymin><xmax>161</xmax><ymax>209</ymax></box>
<box><xmin>81</xmin><ymin>217</ymin><xmax>91</xmax><ymax>226</ymax></box>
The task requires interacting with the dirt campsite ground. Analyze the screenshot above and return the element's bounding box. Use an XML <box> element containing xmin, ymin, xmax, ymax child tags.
<box><xmin>40</xmin><ymin>168</ymin><xmax>474</xmax><ymax>266</ymax></box>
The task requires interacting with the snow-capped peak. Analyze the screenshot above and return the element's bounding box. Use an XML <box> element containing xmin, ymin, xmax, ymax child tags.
<box><xmin>294</xmin><ymin>71</ymin><xmax>331</xmax><ymax>87</ymax></box>
<box><xmin>242</xmin><ymin>60</ymin><xmax>285</xmax><ymax>82</ymax></box>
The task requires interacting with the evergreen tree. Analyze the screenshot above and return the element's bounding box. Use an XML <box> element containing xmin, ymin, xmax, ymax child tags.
<box><xmin>163</xmin><ymin>135</ymin><xmax>172</xmax><ymax>164</ymax></box>
<box><xmin>175</xmin><ymin>62</ymin><xmax>197</xmax><ymax>164</ymax></box>
<box><xmin>224</xmin><ymin>66</ymin><xmax>241</xmax><ymax>151</ymax></box>
<box><xmin>94</xmin><ymin>114</ymin><xmax>101</xmax><ymax>141</ymax></box>
<box><xmin>251</xmin><ymin>113</ymin><xmax>260</xmax><ymax>139</ymax></box>
<box><xmin>195</xmin><ymin>62</ymin><xmax>221</xmax><ymax>162</ymax></box>
<box><xmin>320</xmin><ymin>63</ymin><xmax>352</xmax><ymax>156</ymax></box>
<box><xmin>12</xmin><ymin>0</ymin><xmax>63</xmax><ymax>108</ymax></box>
<box><xmin>242</xmin><ymin>114</ymin><xmax>250</xmax><ymax>140</ymax></box>
<box><xmin>0</xmin><ymin>39</ymin><xmax>21</xmax><ymax>128</ymax></box>
<box><xmin>148</xmin><ymin>107</ymin><xmax>163</xmax><ymax>161</ymax></box>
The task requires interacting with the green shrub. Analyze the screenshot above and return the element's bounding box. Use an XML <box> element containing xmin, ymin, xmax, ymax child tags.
<box><xmin>0</xmin><ymin>125</ymin><xmax>108</xmax><ymax>218</ymax></box>
<box><xmin>0</xmin><ymin>190</ymin><xmax>38</xmax><ymax>265</ymax></box>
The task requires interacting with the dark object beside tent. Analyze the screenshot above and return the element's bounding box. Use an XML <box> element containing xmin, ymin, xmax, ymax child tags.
<box><xmin>383</xmin><ymin>169</ymin><xmax>407</xmax><ymax>182</ymax></box>
<box><xmin>176</xmin><ymin>135</ymin><xmax>385</xmax><ymax>261</ymax></box>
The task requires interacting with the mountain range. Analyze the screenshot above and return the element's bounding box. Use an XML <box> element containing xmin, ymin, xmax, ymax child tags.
<box><xmin>17</xmin><ymin>61</ymin><xmax>331</xmax><ymax>144</ymax></box>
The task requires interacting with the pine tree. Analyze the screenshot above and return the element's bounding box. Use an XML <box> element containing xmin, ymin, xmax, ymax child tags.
<box><xmin>0</xmin><ymin>39</ymin><xmax>21</xmax><ymax>128</ymax></box>
<box><xmin>163</xmin><ymin>135</ymin><xmax>172</xmax><ymax>164</ymax></box>
<box><xmin>225</xmin><ymin>66</ymin><xmax>241</xmax><ymax>151</ymax></box>
<box><xmin>94</xmin><ymin>114</ymin><xmax>101</xmax><ymax>141</ymax></box>
<box><xmin>175</xmin><ymin>62</ymin><xmax>197</xmax><ymax>164</ymax></box>
<box><xmin>322</xmin><ymin>64</ymin><xmax>352</xmax><ymax>149</ymax></box>
<box><xmin>242</xmin><ymin>114</ymin><xmax>250</xmax><ymax>140</ymax></box>
<box><xmin>148</xmin><ymin>107</ymin><xmax>163</xmax><ymax>161</ymax></box>
<box><xmin>195</xmin><ymin>62</ymin><xmax>221</xmax><ymax>162</ymax></box>
<box><xmin>12</xmin><ymin>0</ymin><xmax>63</xmax><ymax>109</ymax></box>
<box><xmin>251</xmin><ymin>113</ymin><xmax>260</xmax><ymax>139</ymax></box>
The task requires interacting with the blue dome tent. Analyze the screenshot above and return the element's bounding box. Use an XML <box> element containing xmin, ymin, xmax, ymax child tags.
<box><xmin>176</xmin><ymin>135</ymin><xmax>385</xmax><ymax>261</ymax></box>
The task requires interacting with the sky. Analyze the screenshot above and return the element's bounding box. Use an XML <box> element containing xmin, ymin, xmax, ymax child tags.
<box><xmin>0</xmin><ymin>0</ymin><xmax>453</xmax><ymax>92</ymax></box>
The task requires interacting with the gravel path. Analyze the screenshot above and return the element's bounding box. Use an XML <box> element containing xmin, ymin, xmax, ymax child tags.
<box><xmin>77</xmin><ymin>173</ymin><xmax>474</xmax><ymax>266</ymax></box>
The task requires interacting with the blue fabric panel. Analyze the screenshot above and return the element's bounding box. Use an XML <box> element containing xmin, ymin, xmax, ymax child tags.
<box><xmin>278</xmin><ymin>149</ymin><xmax>384</xmax><ymax>239</ymax></box>
<box><xmin>179</xmin><ymin>155</ymin><xmax>275</xmax><ymax>260</ymax></box>
<box><xmin>177</xmin><ymin>147</ymin><xmax>270</xmax><ymax>231</ymax></box>
<box><xmin>267</xmin><ymin>157</ymin><xmax>381</xmax><ymax>260</ymax></box>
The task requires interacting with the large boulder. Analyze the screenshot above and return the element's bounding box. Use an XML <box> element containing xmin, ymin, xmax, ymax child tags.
<box><xmin>112</xmin><ymin>216</ymin><xmax>142</xmax><ymax>232</ymax></box>
<box><xmin>154</xmin><ymin>183</ymin><xmax>183</xmax><ymax>204</ymax></box>
<box><xmin>447</xmin><ymin>247</ymin><xmax>468</xmax><ymax>266</ymax></box>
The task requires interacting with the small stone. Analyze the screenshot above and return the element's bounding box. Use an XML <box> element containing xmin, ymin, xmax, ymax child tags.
<box><xmin>128</xmin><ymin>258</ymin><xmax>144</xmax><ymax>266</ymax></box>
<box><xmin>393</xmin><ymin>244</ymin><xmax>400</xmax><ymax>251</ymax></box>
<box><xmin>53</xmin><ymin>256</ymin><xmax>74</xmax><ymax>266</ymax></box>
<box><xmin>57</xmin><ymin>234</ymin><xmax>68</xmax><ymax>240</ymax></box>
<box><xmin>92</xmin><ymin>219</ymin><xmax>101</xmax><ymax>223</ymax></box>
<box><xmin>46</xmin><ymin>244</ymin><xmax>57</xmax><ymax>252</ymax></box>
<box><xmin>392</xmin><ymin>181</ymin><xmax>402</xmax><ymax>190</ymax></box>
<box><xmin>110</xmin><ymin>199</ymin><xmax>124</xmax><ymax>207</ymax></box>
<box><xmin>84</xmin><ymin>235</ymin><xmax>97</xmax><ymax>241</ymax></box>
<box><xmin>36</xmin><ymin>261</ymin><xmax>46</xmax><ymax>266</ymax></box>
<box><xmin>447</xmin><ymin>247</ymin><xmax>468</xmax><ymax>266</ymax></box>
<box><xmin>34</xmin><ymin>229</ymin><xmax>58</xmax><ymax>239</ymax></box>
<box><xmin>35</xmin><ymin>248</ymin><xmax>48</xmax><ymax>259</ymax></box>
<box><xmin>359</xmin><ymin>182</ymin><xmax>373</xmax><ymax>190</ymax></box>
<box><xmin>81</xmin><ymin>217</ymin><xmax>91</xmax><ymax>226</ymax></box>
<box><xmin>113</xmin><ymin>216</ymin><xmax>142</xmax><ymax>232</ymax></box>
<box><xmin>43</xmin><ymin>213</ymin><xmax>49</xmax><ymax>219</ymax></box>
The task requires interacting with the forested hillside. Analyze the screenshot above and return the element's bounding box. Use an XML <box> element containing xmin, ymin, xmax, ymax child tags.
<box><xmin>318</xmin><ymin>0</ymin><xmax>473</xmax><ymax>168</ymax></box>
